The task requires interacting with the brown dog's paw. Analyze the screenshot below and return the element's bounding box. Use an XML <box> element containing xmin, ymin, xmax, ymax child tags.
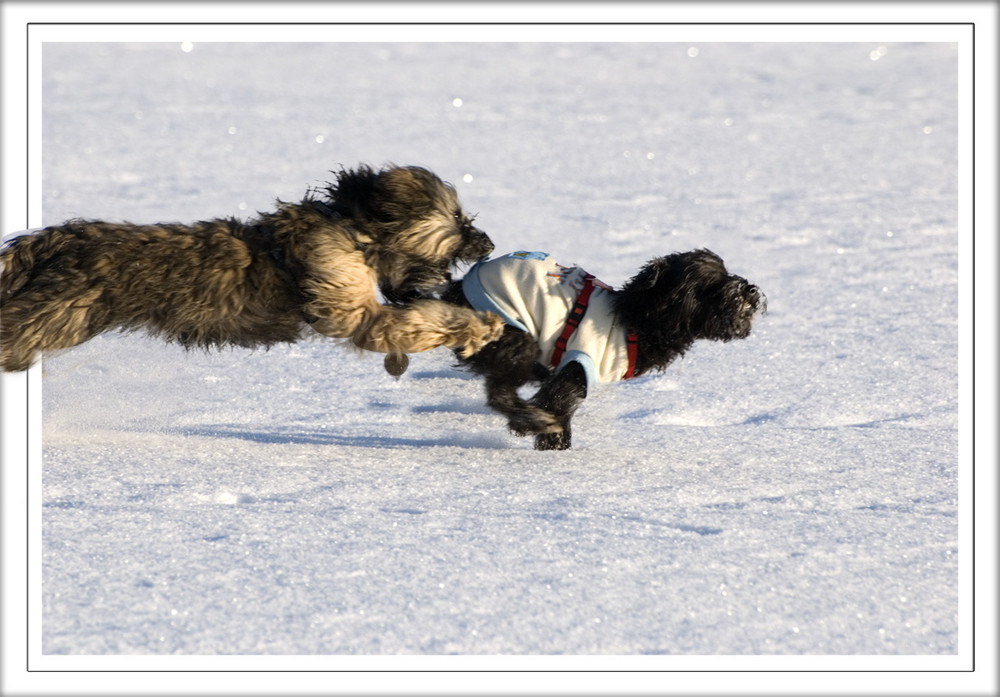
<box><xmin>456</xmin><ymin>312</ymin><xmax>506</xmax><ymax>358</ymax></box>
<box><xmin>383</xmin><ymin>352</ymin><xmax>409</xmax><ymax>377</ymax></box>
<box><xmin>482</xmin><ymin>312</ymin><xmax>506</xmax><ymax>342</ymax></box>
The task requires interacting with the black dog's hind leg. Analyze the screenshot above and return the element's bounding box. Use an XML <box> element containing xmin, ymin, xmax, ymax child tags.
<box><xmin>485</xmin><ymin>373</ymin><xmax>563</xmax><ymax>437</ymax></box>
<box><xmin>458</xmin><ymin>324</ymin><xmax>562</xmax><ymax>436</ymax></box>
<box><xmin>442</xmin><ymin>280</ymin><xmax>563</xmax><ymax>438</ymax></box>
<box><xmin>529</xmin><ymin>361</ymin><xmax>588</xmax><ymax>450</ymax></box>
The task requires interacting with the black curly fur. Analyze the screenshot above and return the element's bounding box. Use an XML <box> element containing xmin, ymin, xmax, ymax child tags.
<box><xmin>445</xmin><ymin>248</ymin><xmax>766</xmax><ymax>450</ymax></box>
<box><xmin>613</xmin><ymin>248</ymin><xmax>767</xmax><ymax>377</ymax></box>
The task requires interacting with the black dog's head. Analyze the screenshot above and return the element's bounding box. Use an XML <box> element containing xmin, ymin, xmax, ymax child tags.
<box><xmin>614</xmin><ymin>248</ymin><xmax>766</xmax><ymax>373</ymax></box>
<box><xmin>324</xmin><ymin>165</ymin><xmax>494</xmax><ymax>304</ymax></box>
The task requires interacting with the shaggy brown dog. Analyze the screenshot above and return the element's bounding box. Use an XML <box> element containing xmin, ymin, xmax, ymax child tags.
<box><xmin>0</xmin><ymin>165</ymin><xmax>504</xmax><ymax>372</ymax></box>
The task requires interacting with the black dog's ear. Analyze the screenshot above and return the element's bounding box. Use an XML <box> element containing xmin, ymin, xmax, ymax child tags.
<box><xmin>630</xmin><ymin>257</ymin><xmax>671</xmax><ymax>290</ymax></box>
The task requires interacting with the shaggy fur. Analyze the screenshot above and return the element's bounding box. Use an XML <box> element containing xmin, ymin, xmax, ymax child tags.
<box><xmin>0</xmin><ymin>164</ymin><xmax>504</xmax><ymax>372</ymax></box>
<box><xmin>439</xmin><ymin>248</ymin><xmax>767</xmax><ymax>450</ymax></box>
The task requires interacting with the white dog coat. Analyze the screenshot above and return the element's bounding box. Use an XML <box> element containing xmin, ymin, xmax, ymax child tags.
<box><xmin>461</xmin><ymin>251</ymin><xmax>636</xmax><ymax>389</ymax></box>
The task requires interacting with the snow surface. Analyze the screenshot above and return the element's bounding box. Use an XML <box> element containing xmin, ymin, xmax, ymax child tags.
<box><xmin>12</xmin><ymin>38</ymin><xmax>968</xmax><ymax>662</ymax></box>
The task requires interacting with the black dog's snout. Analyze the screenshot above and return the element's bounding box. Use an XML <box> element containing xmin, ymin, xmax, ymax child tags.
<box><xmin>748</xmin><ymin>284</ymin><xmax>767</xmax><ymax>315</ymax></box>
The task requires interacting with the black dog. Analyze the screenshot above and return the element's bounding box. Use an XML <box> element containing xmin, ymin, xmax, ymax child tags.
<box><xmin>437</xmin><ymin>249</ymin><xmax>766</xmax><ymax>450</ymax></box>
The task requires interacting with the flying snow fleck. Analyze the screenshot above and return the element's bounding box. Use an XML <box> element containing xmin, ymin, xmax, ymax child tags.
<box><xmin>315</xmin><ymin>135</ymin><xmax>325</xmax><ymax>144</ymax></box>
<box><xmin>870</xmin><ymin>46</ymin><xmax>888</xmax><ymax>61</ymax></box>
<box><xmin>452</xmin><ymin>98</ymin><xmax>464</xmax><ymax>108</ymax></box>
<box><xmin>180</xmin><ymin>42</ymin><xmax>194</xmax><ymax>53</ymax></box>
<box><xmin>462</xmin><ymin>173</ymin><xmax>474</xmax><ymax>183</ymax></box>
<box><xmin>687</xmin><ymin>47</ymin><xmax>699</xmax><ymax>58</ymax></box>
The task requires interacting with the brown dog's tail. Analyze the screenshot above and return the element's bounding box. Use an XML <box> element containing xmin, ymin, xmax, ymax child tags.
<box><xmin>1</xmin><ymin>231</ymin><xmax>43</xmax><ymax>298</ymax></box>
<box><xmin>1</xmin><ymin>230</ymin><xmax>108</xmax><ymax>372</ymax></box>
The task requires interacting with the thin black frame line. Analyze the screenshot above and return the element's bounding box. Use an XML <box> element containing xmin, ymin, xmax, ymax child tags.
<box><xmin>968</xmin><ymin>18</ymin><xmax>976</xmax><ymax>677</ymax></box>
<box><xmin>24</xmin><ymin>19</ymin><xmax>31</xmax><ymax>676</ymax></box>
<box><xmin>23</xmin><ymin>21</ymin><xmax>979</xmax><ymax>27</ymax></box>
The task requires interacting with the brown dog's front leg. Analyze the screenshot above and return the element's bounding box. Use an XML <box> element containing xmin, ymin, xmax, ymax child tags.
<box><xmin>349</xmin><ymin>299</ymin><xmax>504</xmax><ymax>357</ymax></box>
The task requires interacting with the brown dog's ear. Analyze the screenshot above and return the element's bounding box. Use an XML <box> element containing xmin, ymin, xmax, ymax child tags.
<box><xmin>376</xmin><ymin>165</ymin><xmax>434</xmax><ymax>196</ymax></box>
<box><xmin>375</xmin><ymin>165</ymin><xmax>457</xmax><ymax>222</ymax></box>
<box><xmin>325</xmin><ymin>165</ymin><xmax>381</xmax><ymax>220</ymax></box>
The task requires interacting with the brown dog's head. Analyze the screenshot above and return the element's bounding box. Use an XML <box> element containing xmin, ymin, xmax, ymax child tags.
<box><xmin>326</xmin><ymin>165</ymin><xmax>494</xmax><ymax>304</ymax></box>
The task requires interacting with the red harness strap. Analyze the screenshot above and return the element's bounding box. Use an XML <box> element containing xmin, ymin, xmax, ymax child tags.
<box><xmin>550</xmin><ymin>275</ymin><xmax>639</xmax><ymax>380</ymax></box>
<box><xmin>550</xmin><ymin>275</ymin><xmax>595</xmax><ymax>369</ymax></box>
<box><xmin>624</xmin><ymin>332</ymin><xmax>639</xmax><ymax>379</ymax></box>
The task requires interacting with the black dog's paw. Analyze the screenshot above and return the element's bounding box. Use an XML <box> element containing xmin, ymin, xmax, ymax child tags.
<box><xmin>508</xmin><ymin>406</ymin><xmax>562</xmax><ymax>437</ymax></box>
<box><xmin>535</xmin><ymin>429</ymin><xmax>571</xmax><ymax>451</ymax></box>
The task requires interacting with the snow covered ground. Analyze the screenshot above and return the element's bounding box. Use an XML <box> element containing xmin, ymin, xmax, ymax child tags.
<box><xmin>1</xmin><ymin>17</ymin><xmax>993</xmax><ymax>695</ymax></box>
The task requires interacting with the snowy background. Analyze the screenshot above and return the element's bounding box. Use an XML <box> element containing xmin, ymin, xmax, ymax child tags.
<box><xmin>21</xmin><ymin>39</ymin><xmax>964</xmax><ymax>660</ymax></box>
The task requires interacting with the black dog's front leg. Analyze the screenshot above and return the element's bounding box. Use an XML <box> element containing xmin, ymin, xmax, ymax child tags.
<box><xmin>530</xmin><ymin>361</ymin><xmax>588</xmax><ymax>450</ymax></box>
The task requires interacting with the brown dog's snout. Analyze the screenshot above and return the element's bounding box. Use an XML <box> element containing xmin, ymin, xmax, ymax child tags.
<box><xmin>463</xmin><ymin>226</ymin><xmax>494</xmax><ymax>261</ymax></box>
